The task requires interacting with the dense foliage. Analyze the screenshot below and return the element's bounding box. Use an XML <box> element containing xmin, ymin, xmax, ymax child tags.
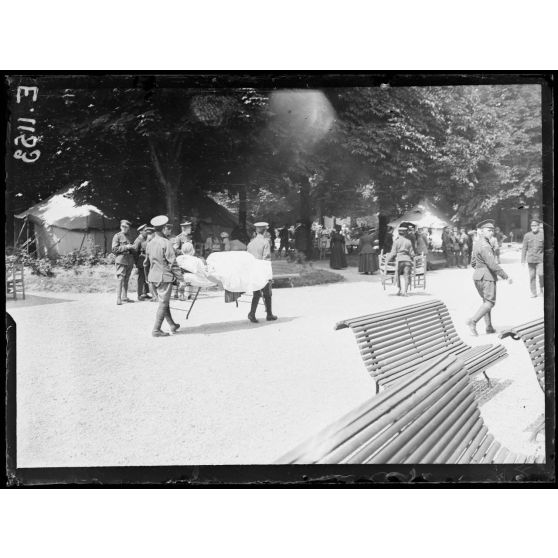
<box><xmin>6</xmin><ymin>77</ymin><xmax>542</xmax><ymax>242</ymax></box>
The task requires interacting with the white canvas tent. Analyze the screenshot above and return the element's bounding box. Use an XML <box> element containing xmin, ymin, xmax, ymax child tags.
<box><xmin>388</xmin><ymin>198</ymin><xmax>451</xmax><ymax>249</ymax></box>
<box><xmin>15</xmin><ymin>187</ymin><xmax>121</xmax><ymax>258</ymax></box>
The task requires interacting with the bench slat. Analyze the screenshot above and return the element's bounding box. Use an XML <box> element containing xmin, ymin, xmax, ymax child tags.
<box><xmin>369</xmin><ymin>377</ymin><xmax>471</xmax><ymax>464</ymax></box>
<box><xmin>455</xmin><ymin>425</ymin><xmax>489</xmax><ymax>464</ymax></box>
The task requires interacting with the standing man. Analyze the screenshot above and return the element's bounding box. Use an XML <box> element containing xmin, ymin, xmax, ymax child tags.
<box><xmin>466</xmin><ymin>219</ymin><xmax>512</xmax><ymax>336</ymax></box>
<box><xmin>278</xmin><ymin>224</ymin><xmax>290</xmax><ymax>258</ymax></box>
<box><xmin>441</xmin><ymin>226</ymin><xmax>453</xmax><ymax>268</ymax></box>
<box><xmin>247</xmin><ymin>221</ymin><xmax>277</xmax><ymax>323</ymax></box>
<box><xmin>146</xmin><ymin>215</ymin><xmax>184</xmax><ymax>337</ymax></box>
<box><xmin>173</xmin><ymin>220</ymin><xmax>194</xmax><ymax>301</ymax></box>
<box><xmin>458</xmin><ymin>227</ymin><xmax>470</xmax><ymax>269</ymax></box>
<box><xmin>386</xmin><ymin>225</ymin><xmax>415</xmax><ymax>296</ymax></box>
<box><xmin>173</xmin><ymin>221</ymin><xmax>194</xmax><ymax>256</ymax></box>
<box><xmin>294</xmin><ymin>221</ymin><xmax>308</xmax><ymax>263</ymax></box>
<box><xmin>133</xmin><ymin>224</ymin><xmax>151</xmax><ymax>301</ymax></box>
<box><xmin>521</xmin><ymin>219</ymin><xmax>544</xmax><ymax>298</ymax></box>
<box><xmin>112</xmin><ymin>219</ymin><xmax>136</xmax><ymax>305</ymax></box>
<box><xmin>142</xmin><ymin>226</ymin><xmax>158</xmax><ymax>302</ymax></box>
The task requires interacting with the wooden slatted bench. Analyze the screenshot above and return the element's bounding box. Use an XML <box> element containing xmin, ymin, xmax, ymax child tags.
<box><xmin>276</xmin><ymin>353</ymin><xmax>541</xmax><ymax>464</ymax></box>
<box><xmin>499</xmin><ymin>317</ymin><xmax>545</xmax><ymax>392</ymax></box>
<box><xmin>335</xmin><ymin>299</ymin><xmax>508</xmax><ymax>393</ymax></box>
<box><xmin>271</xmin><ymin>260</ymin><xmax>300</xmax><ymax>288</ymax></box>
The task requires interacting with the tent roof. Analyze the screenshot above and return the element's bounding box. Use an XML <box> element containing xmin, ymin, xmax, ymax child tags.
<box><xmin>15</xmin><ymin>187</ymin><xmax>120</xmax><ymax>230</ymax></box>
<box><xmin>388</xmin><ymin>198</ymin><xmax>451</xmax><ymax>229</ymax></box>
<box><xmin>192</xmin><ymin>194</ymin><xmax>238</xmax><ymax>229</ymax></box>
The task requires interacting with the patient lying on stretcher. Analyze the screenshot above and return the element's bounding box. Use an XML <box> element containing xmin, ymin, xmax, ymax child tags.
<box><xmin>176</xmin><ymin>251</ymin><xmax>272</xmax><ymax>294</ymax></box>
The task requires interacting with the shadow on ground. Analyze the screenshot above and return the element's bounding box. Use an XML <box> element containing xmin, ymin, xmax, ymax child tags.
<box><xmin>471</xmin><ymin>378</ymin><xmax>513</xmax><ymax>406</ymax></box>
<box><xmin>6</xmin><ymin>294</ymin><xmax>75</xmax><ymax>308</ymax></box>
<box><xmin>174</xmin><ymin>316</ymin><xmax>300</xmax><ymax>335</ymax></box>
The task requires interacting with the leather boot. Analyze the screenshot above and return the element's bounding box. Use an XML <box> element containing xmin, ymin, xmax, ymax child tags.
<box><xmin>248</xmin><ymin>292</ymin><xmax>260</xmax><ymax>323</ymax></box>
<box><xmin>152</xmin><ymin>303</ymin><xmax>168</xmax><ymax>336</ymax></box>
<box><xmin>264</xmin><ymin>295</ymin><xmax>277</xmax><ymax>321</ymax></box>
<box><xmin>116</xmin><ymin>279</ymin><xmax>123</xmax><ymax>305</ymax></box>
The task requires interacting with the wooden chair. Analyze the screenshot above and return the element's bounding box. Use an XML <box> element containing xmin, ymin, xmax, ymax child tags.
<box><xmin>276</xmin><ymin>353</ymin><xmax>541</xmax><ymax>464</ymax></box>
<box><xmin>379</xmin><ymin>250</ymin><xmax>397</xmax><ymax>290</ymax></box>
<box><xmin>412</xmin><ymin>253</ymin><xmax>427</xmax><ymax>290</ymax></box>
<box><xmin>6</xmin><ymin>262</ymin><xmax>25</xmax><ymax>300</ymax></box>
<box><xmin>499</xmin><ymin>318</ymin><xmax>545</xmax><ymax>391</ymax></box>
<box><xmin>335</xmin><ymin>299</ymin><xmax>508</xmax><ymax>393</ymax></box>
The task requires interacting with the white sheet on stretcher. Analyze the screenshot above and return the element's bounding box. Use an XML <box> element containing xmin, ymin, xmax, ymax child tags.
<box><xmin>176</xmin><ymin>252</ymin><xmax>272</xmax><ymax>293</ymax></box>
<box><xmin>206</xmin><ymin>251</ymin><xmax>272</xmax><ymax>293</ymax></box>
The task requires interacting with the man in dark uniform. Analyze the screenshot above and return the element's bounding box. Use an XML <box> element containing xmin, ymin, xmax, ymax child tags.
<box><xmin>133</xmin><ymin>224</ymin><xmax>151</xmax><ymax>301</ymax></box>
<box><xmin>142</xmin><ymin>226</ymin><xmax>158</xmax><ymax>301</ymax></box>
<box><xmin>247</xmin><ymin>221</ymin><xmax>277</xmax><ymax>323</ymax></box>
<box><xmin>112</xmin><ymin>219</ymin><xmax>136</xmax><ymax>305</ymax></box>
<box><xmin>441</xmin><ymin>226</ymin><xmax>453</xmax><ymax>267</ymax></box>
<box><xmin>466</xmin><ymin>219</ymin><xmax>512</xmax><ymax>336</ymax></box>
<box><xmin>386</xmin><ymin>225</ymin><xmax>415</xmax><ymax>296</ymax></box>
<box><xmin>173</xmin><ymin>220</ymin><xmax>194</xmax><ymax>301</ymax></box>
<box><xmin>145</xmin><ymin>215</ymin><xmax>184</xmax><ymax>337</ymax></box>
<box><xmin>521</xmin><ymin>218</ymin><xmax>544</xmax><ymax>298</ymax></box>
<box><xmin>173</xmin><ymin>221</ymin><xmax>194</xmax><ymax>256</ymax></box>
<box><xmin>278</xmin><ymin>224</ymin><xmax>290</xmax><ymax>258</ymax></box>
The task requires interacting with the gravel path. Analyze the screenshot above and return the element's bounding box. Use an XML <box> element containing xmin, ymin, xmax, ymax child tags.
<box><xmin>9</xmin><ymin>245</ymin><xmax>545</xmax><ymax>466</ymax></box>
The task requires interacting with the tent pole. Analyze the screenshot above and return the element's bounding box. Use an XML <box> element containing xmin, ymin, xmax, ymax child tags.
<box><xmin>26</xmin><ymin>219</ymin><xmax>29</xmax><ymax>254</ymax></box>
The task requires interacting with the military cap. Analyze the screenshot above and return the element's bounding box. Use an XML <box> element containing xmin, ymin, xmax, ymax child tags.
<box><xmin>137</xmin><ymin>224</ymin><xmax>147</xmax><ymax>232</ymax></box>
<box><xmin>220</xmin><ymin>231</ymin><xmax>229</xmax><ymax>238</ymax></box>
<box><xmin>254</xmin><ymin>221</ymin><xmax>269</xmax><ymax>228</ymax></box>
<box><xmin>150</xmin><ymin>215</ymin><xmax>169</xmax><ymax>228</ymax></box>
<box><xmin>120</xmin><ymin>219</ymin><xmax>132</xmax><ymax>226</ymax></box>
<box><xmin>145</xmin><ymin>226</ymin><xmax>155</xmax><ymax>233</ymax></box>
<box><xmin>180</xmin><ymin>220</ymin><xmax>192</xmax><ymax>227</ymax></box>
<box><xmin>477</xmin><ymin>219</ymin><xmax>495</xmax><ymax>229</ymax></box>
<box><xmin>398</xmin><ymin>225</ymin><xmax>408</xmax><ymax>231</ymax></box>
<box><xmin>530</xmin><ymin>218</ymin><xmax>540</xmax><ymax>225</ymax></box>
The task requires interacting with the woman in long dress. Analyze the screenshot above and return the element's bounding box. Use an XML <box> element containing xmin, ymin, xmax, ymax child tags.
<box><xmin>358</xmin><ymin>227</ymin><xmax>379</xmax><ymax>274</ymax></box>
<box><xmin>330</xmin><ymin>225</ymin><xmax>347</xmax><ymax>269</ymax></box>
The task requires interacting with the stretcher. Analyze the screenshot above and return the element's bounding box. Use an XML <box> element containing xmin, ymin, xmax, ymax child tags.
<box><xmin>175</xmin><ymin>252</ymin><xmax>272</xmax><ymax>319</ymax></box>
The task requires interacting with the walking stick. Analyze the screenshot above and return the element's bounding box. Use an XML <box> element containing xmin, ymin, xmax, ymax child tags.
<box><xmin>186</xmin><ymin>287</ymin><xmax>202</xmax><ymax>320</ymax></box>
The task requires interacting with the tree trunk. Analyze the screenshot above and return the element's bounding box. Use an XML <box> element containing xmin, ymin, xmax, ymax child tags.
<box><xmin>238</xmin><ymin>183</ymin><xmax>247</xmax><ymax>229</ymax></box>
<box><xmin>148</xmin><ymin>137</ymin><xmax>182</xmax><ymax>235</ymax></box>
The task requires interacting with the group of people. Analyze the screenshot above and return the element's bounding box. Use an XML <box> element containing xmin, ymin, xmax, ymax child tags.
<box><xmin>112</xmin><ymin>218</ymin><xmax>277</xmax><ymax>337</ymax></box>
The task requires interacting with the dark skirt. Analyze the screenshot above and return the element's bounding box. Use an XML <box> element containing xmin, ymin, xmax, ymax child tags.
<box><xmin>330</xmin><ymin>242</ymin><xmax>347</xmax><ymax>269</ymax></box>
<box><xmin>358</xmin><ymin>253</ymin><xmax>379</xmax><ymax>273</ymax></box>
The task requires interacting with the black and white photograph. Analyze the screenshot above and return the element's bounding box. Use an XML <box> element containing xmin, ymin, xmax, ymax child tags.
<box><xmin>3</xmin><ymin>73</ymin><xmax>554</xmax><ymax>485</ymax></box>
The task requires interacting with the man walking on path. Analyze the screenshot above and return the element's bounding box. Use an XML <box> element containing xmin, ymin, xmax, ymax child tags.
<box><xmin>112</xmin><ymin>219</ymin><xmax>136</xmax><ymax>305</ymax></box>
<box><xmin>247</xmin><ymin>221</ymin><xmax>277</xmax><ymax>323</ymax></box>
<box><xmin>386</xmin><ymin>225</ymin><xmax>415</xmax><ymax>296</ymax></box>
<box><xmin>466</xmin><ymin>219</ymin><xmax>512</xmax><ymax>336</ymax></box>
<box><xmin>133</xmin><ymin>224</ymin><xmax>151</xmax><ymax>301</ymax></box>
<box><xmin>146</xmin><ymin>215</ymin><xmax>184</xmax><ymax>337</ymax></box>
<box><xmin>521</xmin><ymin>219</ymin><xmax>544</xmax><ymax>298</ymax></box>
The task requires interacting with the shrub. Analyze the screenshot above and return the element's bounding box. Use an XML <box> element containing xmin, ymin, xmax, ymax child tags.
<box><xmin>57</xmin><ymin>247</ymin><xmax>114</xmax><ymax>268</ymax></box>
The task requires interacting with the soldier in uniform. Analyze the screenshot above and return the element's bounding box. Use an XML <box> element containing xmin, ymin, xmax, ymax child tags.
<box><xmin>142</xmin><ymin>226</ymin><xmax>158</xmax><ymax>301</ymax></box>
<box><xmin>145</xmin><ymin>215</ymin><xmax>184</xmax><ymax>337</ymax></box>
<box><xmin>386</xmin><ymin>225</ymin><xmax>415</xmax><ymax>296</ymax></box>
<box><xmin>521</xmin><ymin>218</ymin><xmax>544</xmax><ymax>298</ymax></box>
<box><xmin>133</xmin><ymin>224</ymin><xmax>151</xmax><ymax>301</ymax></box>
<box><xmin>112</xmin><ymin>219</ymin><xmax>136</xmax><ymax>305</ymax></box>
<box><xmin>173</xmin><ymin>221</ymin><xmax>194</xmax><ymax>301</ymax></box>
<box><xmin>173</xmin><ymin>221</ymin><xmax>194</xmax><ymax>256</ymax></box>
<box><xmin>247</xmin><ymin>221</ymin><xmax>277</xmax><ymax>323</ymax></box>
<box><xmin>466</xmin><ymin>219</ymin><xmax>512</xmax><ymax>336</ymax></box>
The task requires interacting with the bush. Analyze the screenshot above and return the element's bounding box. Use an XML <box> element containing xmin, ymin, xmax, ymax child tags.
<box><xmin>57</xmin><ymin>247</ymin><xmax>115</xmax><ymax>268</ymax></box>
<box><xmin>5</xmin><ymin>251</ymin><xmax>55</xmax><ymax>276</ymax></box>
